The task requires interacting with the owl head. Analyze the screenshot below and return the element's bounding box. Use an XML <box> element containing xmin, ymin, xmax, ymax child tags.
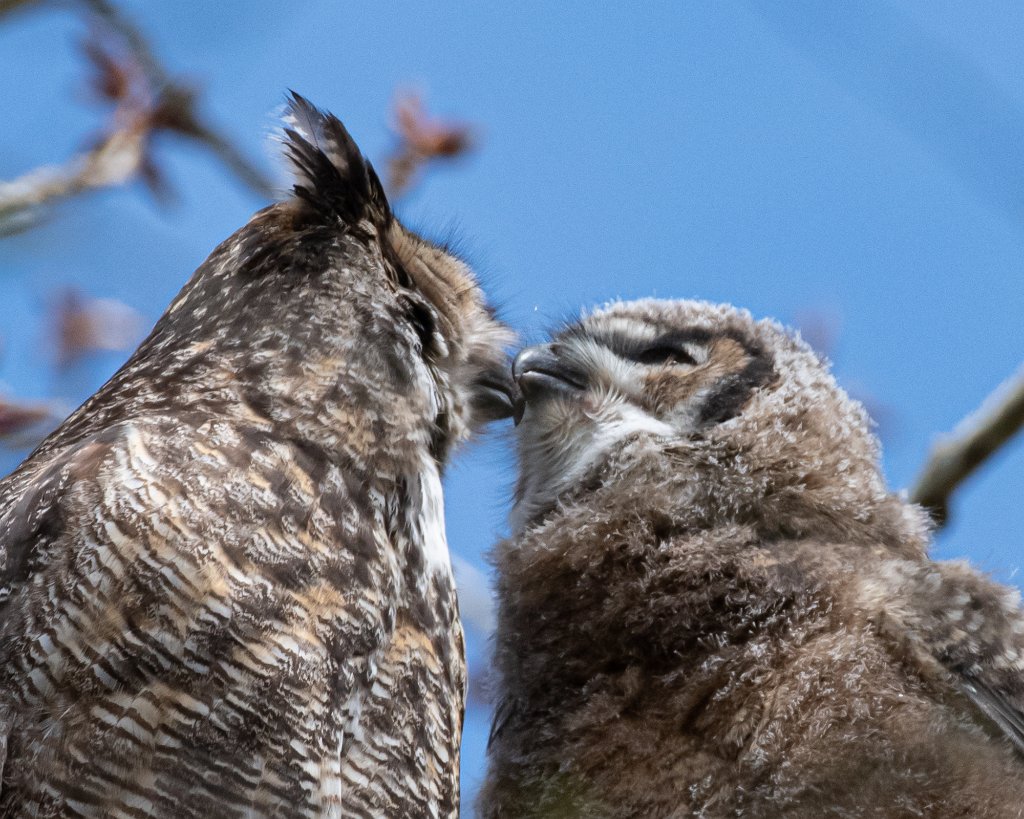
<box><xmin>281</xmin><ymin>94</ymin><xmax>516</xmax><ymax>450</ymax></box>
<box><xmin>511</xmin><ymin>299</ymin><xmax>913</xmax><ymax>543</ymax></box>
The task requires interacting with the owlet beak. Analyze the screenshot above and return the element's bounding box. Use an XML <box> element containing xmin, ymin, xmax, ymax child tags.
<box><xmin>512</xmin><ymin>345</ymin><xmax>588</xmax><ymax>407</ymax></box>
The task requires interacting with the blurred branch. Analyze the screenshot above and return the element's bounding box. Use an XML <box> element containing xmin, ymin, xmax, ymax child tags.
<box><xmin>0</xmin><ymin>0</ymin><xmax>45</xmax><ymax>18</ymax></box>
<box><xmin>79</xmin><ymin>0</ymin><xmax>165</xmax><ymax>83</ymax></box>
<box><xmin>78</xmin><ymin>0</ymin><xmax>274</xmax><ymax>195</ymax></box>
<box><xmin>164</xmin><ymin>107</ymin><xmax>277</xmax><ymax>196</ymax></box>
<box><xmin>0</xmin><ymin>396</ymin><xmax>62</xmax><ymax>448</ymax></box>
<box><xmin>0</xmin><ymin>0</ymin><xmax>273</xmax><ymax>234</ymax></box>
<box><xmin>0</xmin><ymin>116</ymin><xmax>146</xmax><ymax>234</ymax></box>
<box><xmin>53</xmin><ymin>288</ymin><xmax>143</xmax><ymax>366</ymax></box>
<box><xmin>386</xmin><ymin>92</ymin><xmax>475</xmax><ymax>197</ymax></box>
<box><xmin>911</xmin><ymin>366</ymin><xmax>1024</xmax><ymax>527</ymax></box>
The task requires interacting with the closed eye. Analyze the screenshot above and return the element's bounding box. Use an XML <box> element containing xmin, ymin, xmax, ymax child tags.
<box><xmin>629</xmin><ymin>345</ymin><xmax>699</xmax><ymax>366</ymax></box>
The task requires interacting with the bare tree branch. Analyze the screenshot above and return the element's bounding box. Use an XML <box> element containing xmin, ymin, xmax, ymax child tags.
<box><xmin>911</xmin><ymin>366</ymin><xmax>1024</xmax><ymax>527</ymax></box>
<box><xmin>0</xmin><ymin>0</ymin><xmax>273</xmax><ymax>234</ymax></box>
<box><xmin>79</xmin><ymin>0</ymin><xmax>274</xmax><ymax>195</ymax></box>
<box><xmin>0</xmin><ymin>116</ymin><xmax>148</xmax><ymax>234</ymax></box>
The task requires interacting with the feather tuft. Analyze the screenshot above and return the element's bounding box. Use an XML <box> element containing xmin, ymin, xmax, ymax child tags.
<box><xmin>280</xmin><ymin>92</ymin><xmax>390</xmax><ymax>226</ymax></box>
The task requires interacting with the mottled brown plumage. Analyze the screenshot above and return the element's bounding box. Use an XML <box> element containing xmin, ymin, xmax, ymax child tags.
<box><xmin>482</xmin><ymin>299</ymin><xmax>1024</xmax><ymax>817</ymax></box>
<box><xmin>0</xmin><ymin>94</ymin><xmax>513</xmax><ymax>818</ymax></box>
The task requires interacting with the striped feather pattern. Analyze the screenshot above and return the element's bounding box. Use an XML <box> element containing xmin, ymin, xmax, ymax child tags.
<box><xmin>0</xmin><ymin>98</ymin><xmax>507</xmax><ymax>818</ymax></box>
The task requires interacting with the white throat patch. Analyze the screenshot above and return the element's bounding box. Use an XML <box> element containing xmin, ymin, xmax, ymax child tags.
<box><xmin>512</xmin><ymin>402</ymin><xmax>674</xmax><ymax>532</ymax></box>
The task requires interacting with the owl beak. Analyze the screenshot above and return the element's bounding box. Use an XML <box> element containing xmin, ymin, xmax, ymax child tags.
<box><xmin>512</xmin><ymin>345</ymin><xmax>587</xmax><ymax>419</ymax></box>
<box><xmin>471</xmin><ymin>365</ymin><xmax>519</xmax><ymax>423</ymax></box>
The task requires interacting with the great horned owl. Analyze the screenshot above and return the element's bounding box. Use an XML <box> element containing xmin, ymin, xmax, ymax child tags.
<box><xmin>482</xmin><ymin>298</ymin><xmax>1024</xmax><ymax>818</ymax></box>
<box><xmin>0</xmin><ymin>94</ymin><xmax>514</xmax><ymax>818</ymax></box>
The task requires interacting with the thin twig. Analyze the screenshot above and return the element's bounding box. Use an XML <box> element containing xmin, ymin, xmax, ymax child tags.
<box><xmin>0</xmin><ymin>0</ymin><xmax>273</xmax><ymax>234</ymax></box>
<box><xmin>79</xmin><ymin>0</ymin><xmax>166</xmax><ymax>84</ymax></box>
<box><xmin>79</xmin><ymin>0</ymin><xmax>273</xmax><ymax>196</ymax></box>
<box><xmin>0</xmin><ymin>117</ymin><xmax>147</xmax><ymax>235</ymax></box>
<box><xmin>911</xmin><ymin>366</ymin><xmax>1024</xmax><ymax>527</ymax></box>
<box><xmin>163</xmin><ymin>109</ymin><xmax>276</xmax><ymax>197</ymax></box>
<box><xmin>80</xmin><ymin>0</ymin><xmax>274</xmax><ymax>196</ymax></box>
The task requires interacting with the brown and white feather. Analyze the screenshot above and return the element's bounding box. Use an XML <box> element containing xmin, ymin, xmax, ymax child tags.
<box><xmin>0</xmin><ymin>94</ymin><xmax>512</xmax><ymax>818</ymax></box>
<box><xmin>483</xmin><ymin>299</ymin><xmax>1024</xmax><ymax>818</ymax></box>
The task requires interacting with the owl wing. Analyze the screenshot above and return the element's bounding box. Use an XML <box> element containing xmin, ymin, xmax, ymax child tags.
<box><xmin>959</xmin><ymin>678</ymin><xmax>1024</xmax><ymax>754</ymax></box>
<box><xmin>0</xmin><ymin>417</ymin><xmax>415</xmax><ymax>814</ymax></box>
<box><xmin>931</xmin><ymin>568</ymin><xmax>1024</xmax><ymax>757</ymax></box>
<box><xmin>883</xmin><ymin>558</ymin><xmax>1024</xmax><ymax>759</ymax></box>
<box><xmin>0</xmin><ymin>426</ymin><xmax>129</xmax><ymax>803</ymax></box>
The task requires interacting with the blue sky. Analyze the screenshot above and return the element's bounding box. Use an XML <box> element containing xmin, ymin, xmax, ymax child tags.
<box><xmin>3</xmin><ymin>2</ymin><xmax>1024</xmax><ymax>809</ymax></box>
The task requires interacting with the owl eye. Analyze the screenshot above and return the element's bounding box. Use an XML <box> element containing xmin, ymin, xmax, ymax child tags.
<box><xmin>630</xmin><ymin>345</ymin><xmax>699</xmax><ymax>367</ymax></box>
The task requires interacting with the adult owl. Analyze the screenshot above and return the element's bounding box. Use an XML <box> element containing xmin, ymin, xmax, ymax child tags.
<box><xmin>0</xmin><ymin>94</ymin><xmax>514</xmax><ymax>818</ymax></box>
<box><xmin>482</xmin><ymin>298</ymin><xmax>1024</xmax><ymax>817</ymax></box>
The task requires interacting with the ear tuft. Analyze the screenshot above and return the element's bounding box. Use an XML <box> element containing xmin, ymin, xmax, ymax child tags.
<box><xmin>281</xmin><ymin>92</ymin><xmax>390</xmax><ymax>227</ymax></box>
